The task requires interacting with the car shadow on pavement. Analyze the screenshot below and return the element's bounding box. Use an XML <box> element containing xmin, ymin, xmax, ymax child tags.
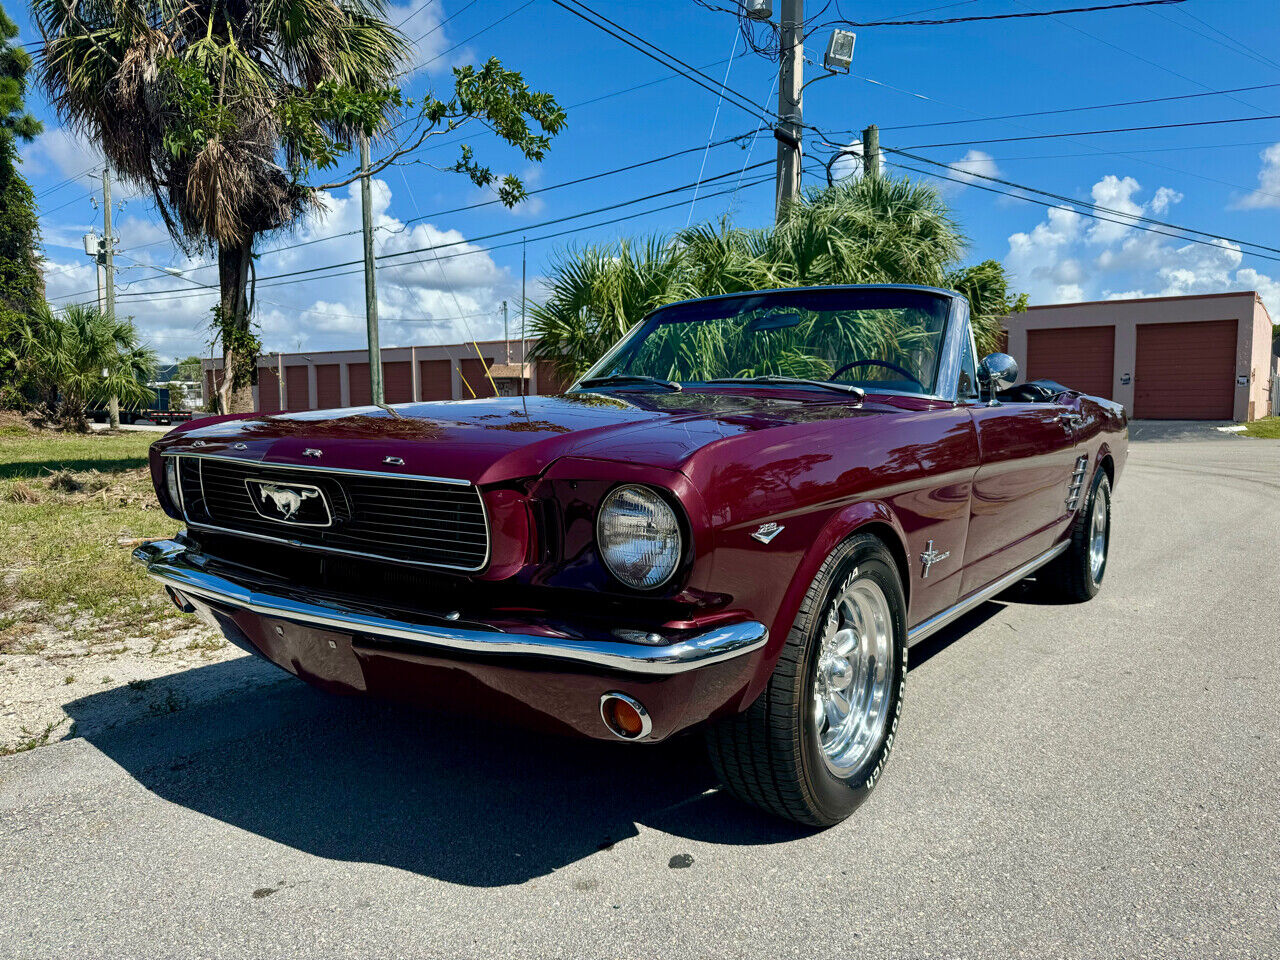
<box><xmin>908</xmin><ymin>600</ymin><xmax>1007</xmax><ymax>669</ymax></box>
<box><xmin>63</xmin><ymin>670</ymin><xmax>809</xmax><ymax>887</ymax></box>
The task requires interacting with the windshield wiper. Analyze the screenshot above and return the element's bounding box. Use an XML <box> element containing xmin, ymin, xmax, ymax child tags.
<box><xmin>709</xmin><ymin>376</ymin><xmax>865</xmax><ymax>399</ymax></box>
<box><xmin>577</xmin><ymin>374</ymin><xmax>682</xmax><ymax>392</ymax></box>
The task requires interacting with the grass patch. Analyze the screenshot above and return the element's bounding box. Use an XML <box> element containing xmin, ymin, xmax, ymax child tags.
<box><xmin>0</xmin><ymin>429</ymin><xmax>185</xmax><ymax>632</ymax></box>
<box><xmin>1241</xmin><ymin>416</ymin><xmax>1280</xmax><ymax>439</ymax></box>
<box><xmin>0</xmin><ymin>719</ymin><xmax>68</xmax><ymax>757</ymax></box>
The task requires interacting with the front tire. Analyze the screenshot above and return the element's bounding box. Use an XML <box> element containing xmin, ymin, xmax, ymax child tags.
<box><xmin>1040</xmin><ymin>468</ymin><xmax>1111</xmax><ymax>602</ymax></box>
<box><xmin>705</xmin><ymin>534</ymin><xmax>907</xmax><ymax>827</ymax></box>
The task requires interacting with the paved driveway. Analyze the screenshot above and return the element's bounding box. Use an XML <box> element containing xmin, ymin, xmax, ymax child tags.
<box><xmin>2</xmin><ymin>438</ymin><xmax>1277</xmax><ymax>959</ymax></box>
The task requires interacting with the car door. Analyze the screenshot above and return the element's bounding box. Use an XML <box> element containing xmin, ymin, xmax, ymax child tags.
<box><xmin>960</xmin><ymin>397</ymin><xmax>1083</xmax><ymax>596</ymax></box>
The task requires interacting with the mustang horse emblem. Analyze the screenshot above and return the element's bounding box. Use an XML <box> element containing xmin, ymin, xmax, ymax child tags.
<box><xmin>257</xmin><ymin>483</ymin><xmax>319</xmax><ymax>521</ymax></box>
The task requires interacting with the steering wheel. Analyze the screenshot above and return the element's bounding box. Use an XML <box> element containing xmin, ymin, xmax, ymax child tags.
<box><xmin>828</xmin><ymin>358</ymin><xmax>924</xmax><ymax>388</ymax></box>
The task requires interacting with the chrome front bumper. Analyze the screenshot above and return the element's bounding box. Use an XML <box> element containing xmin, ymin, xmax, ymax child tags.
<box><xmin>133</xmin><ymin>540</ymin><xmax>768</xmax><ymax>676</ymax></box>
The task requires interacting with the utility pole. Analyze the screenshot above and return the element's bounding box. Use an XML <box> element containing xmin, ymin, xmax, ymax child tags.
<box><xmin>502</xmin><ymin>300</ymin><xmax>510</xmax><ymax>363</ymax></box>
<box><xmin>101</xmin><ymin>168</ymin><xmax>120</xmax><ymax>428</ymax></box>
<box><xmin>359</xmin><ymin>134</ymin><xmax>384</xmax><ymax>406</ymax></box>
<box><xmin>862</xmin><ymin>124</ymin><xmax>880</xmax><ymax>178</ymax></box>
<box><xmin>775</xmin><ymin>0</ymin><xmax>804</xmax><ymax>222</ymax></box>
<box><xmin>520</xmin><ymin>237</ymin><xmax>527</xmax><ymax>395</ymax></box>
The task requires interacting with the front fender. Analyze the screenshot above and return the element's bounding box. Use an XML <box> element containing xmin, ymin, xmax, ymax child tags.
<box><xmin>736</xmin><ymin>500</ymin><xmax>911</xmax><ymax>710</ymax></box>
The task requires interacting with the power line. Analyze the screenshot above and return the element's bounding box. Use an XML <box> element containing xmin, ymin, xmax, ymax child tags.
<box><xmin>394</xmin><ymin>0</ymin><xmax>439</xmax><ymax>28</ymax></box>
<box><xmin>110</xmin><ymin>131</ymin><xmax>761</xmax><ymax>282</ymax></box>
<box><xmin>1150</xmin><ymin>6</ymin><xmax>1280</xmax><ymax>77</ymax></box>
<box><xmin>873</xmin><ymin>81</ymin><xmax>1280</xmax><ymax>132</ymax></box>
<box><xmin>405</xmin><ymin>0</ymin><xmax>476</xmax><ymax>43</ymax></box>
<box><xmin>1008</xmin><ymin>0</ymin><xmax>1267</xmax><ymax>114</ymax></box>
<box><xmin>971</xmin><ymin>139</ymin><xmax>1280</xmax><ymax>162</ymax></box>
<box><xmin>878</xmin><ymin>148</ymin><xmax>1280</xmax><ymax>265</ymax></box>
<box><xmin>105</xmin><ymin>162</ymin><xmax>774</xmax><ymax>302</ymax></box>
<box><xmin>104</xmin><ymin>172</ymin><xmax>776</xmax><ymax>307</ymax></box>
<box><xmin>206</xmin><ymin>173</ymin><xmax>776</xmax><ymax>299</ymax></box>
<box><xmin>1174</xmin><ymin>7</ymin><xmax>1280</xmax><ymax>75</ymax></box>
<box><xmin>414</xmin><ymin>0</ymin><xmax>534</xmax><ymax>74</ymax></box>
<box><xmin>546</xmin><ymin>0</ymin><xmax>776</xmax><ymax>126</ymax></box>
<box><xmin>40</xmin><ymin>189</ymin><xmax>96</xmax><ymax>217</ymax></box>
<box><xmin>823</xmin><ymin>0</ymin><xmax>1187</xmax><ymax>27</ymax></box>
<box><xmin>902</xmin><ymin>114</ymin><xmax>1280</xmax><ymax>150</ymax></box>
<box><xmin>818</xmin><ymin>72</ymin><xmax>1280</xmax><ymax>204</ymax></box>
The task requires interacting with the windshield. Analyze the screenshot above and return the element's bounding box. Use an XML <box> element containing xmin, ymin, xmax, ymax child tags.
<box><xmin>577</xmin><ymin>288</ymin><xmax>953</xmax><ymax>395</ymax></box>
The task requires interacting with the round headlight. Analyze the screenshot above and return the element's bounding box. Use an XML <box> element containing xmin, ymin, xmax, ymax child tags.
<box><xmin>164</xmin><ymin>458</ymin><xmax>182</xmax><ymax>511</ymax></box>
<box><xmin>596</xmin><ymin>485</ymin><xmax>682</xmax><ymax>590</ymax></box>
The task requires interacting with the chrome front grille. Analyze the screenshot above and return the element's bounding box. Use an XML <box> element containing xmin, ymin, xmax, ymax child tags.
<box><xmin>172</xmin><ymin>455</ymin><xmax>488</xmax><ymax>571</ymax></box>
<box><xmin>1066</xmin><ymin>454</ymin><xmax>1089</xmax><ymax>510</ymax></box>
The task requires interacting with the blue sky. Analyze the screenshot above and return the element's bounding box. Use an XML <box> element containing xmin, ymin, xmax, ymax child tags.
<box><xmin>16</xmin><ymin>0</ymin><xmax>1280</xmax><ymax>361</ymax></box>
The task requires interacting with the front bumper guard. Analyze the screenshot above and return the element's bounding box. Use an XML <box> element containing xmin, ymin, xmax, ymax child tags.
<box><xmin>133</xmin><ymin>540</ymin><xmax>768</xmax><ymax>676</ymax></box>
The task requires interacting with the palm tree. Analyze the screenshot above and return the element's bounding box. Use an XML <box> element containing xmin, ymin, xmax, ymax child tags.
<box><xmin>530</xmin><ymin>173</ymin><xmax>1003</xmax><ymax>380</ymax></box>
<box><xmin>34</xmin><ymin>0</ymin><xmax>564</xmax><ymax>412</ymax></box>
<box><xmin>528</xmin><ymin>237</ymin><xmax>692</xmax><ymax>383</ymax></box>
<box><xmin>34</xmin><ymin>0</ymin><xmax>406</xmax><ymax>412</ymax></box>
<box><xmin>9</xmin><ymin>303</ymin><xmax>156</xmax><ymax>426</ymax></box>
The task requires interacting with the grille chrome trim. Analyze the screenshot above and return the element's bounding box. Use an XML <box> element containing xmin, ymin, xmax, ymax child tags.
<box><xmin>165</xmin><ymin>452</ymin><xmax>490</xmax><ymax>573</ymax></box>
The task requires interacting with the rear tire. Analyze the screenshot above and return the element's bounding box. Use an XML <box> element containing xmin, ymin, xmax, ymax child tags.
<box><xmin>705</xmin><ymin>534</ymin><xmax>907</xmax><ymax>827</ymax></box>
<box><xmin>1040</xmin><ymin>468</ymin><xmax>1110</xmax><ymax>602</ymax></box>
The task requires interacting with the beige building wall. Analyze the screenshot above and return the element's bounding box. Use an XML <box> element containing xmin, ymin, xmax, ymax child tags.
<box><xmin>1003</xmin><ymin>291</ymin><xmax>1273</xmax><ymax>421</ymax></box>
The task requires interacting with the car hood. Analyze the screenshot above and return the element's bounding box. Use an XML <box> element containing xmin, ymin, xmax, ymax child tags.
<box><xmin>158</xmin><ymin>392</ymin><xmax>915</xmax><ymax>485</ymax></box>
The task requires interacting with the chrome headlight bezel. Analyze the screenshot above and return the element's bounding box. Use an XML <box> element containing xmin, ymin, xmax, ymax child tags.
<box><xmin>163</xmin><ymin>457</ymin><xmax>183</xmax><ymax>513</ymax></box>
<box><xmin>594</xmin><ymin>484</ymin><xmax>684</xmax><ymax>591</ymax></box>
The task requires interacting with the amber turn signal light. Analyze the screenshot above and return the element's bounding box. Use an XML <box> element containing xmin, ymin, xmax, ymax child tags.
<box><xmin>600</xmin><ymin>692</ymin><xmax>652</xmax><ymax>740</ymax></box>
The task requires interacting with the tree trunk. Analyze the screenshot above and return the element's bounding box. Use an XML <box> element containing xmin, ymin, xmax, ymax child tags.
<box><xmin>217</xmin><ymin>240</ymin><xmax>255</xmax><ymax>414</ymax></box>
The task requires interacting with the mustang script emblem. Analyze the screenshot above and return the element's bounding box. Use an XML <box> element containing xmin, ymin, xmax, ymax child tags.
<box><xmin>244</xmin><ymin>480</ymin><xmax>332</xmax><ymax>527</ymax></box>
<box><xmin>920</xmin><ymin>539</ymin><xmax>950</xmax><ymax>579</ymax></box>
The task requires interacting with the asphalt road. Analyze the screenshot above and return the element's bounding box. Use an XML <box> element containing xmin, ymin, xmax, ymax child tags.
<box><xmin>2</xmin><ymin>436</ymin><xmax>1277</xmax><ymax>959</ymax></box>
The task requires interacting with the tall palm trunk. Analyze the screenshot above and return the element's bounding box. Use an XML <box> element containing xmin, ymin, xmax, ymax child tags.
<box><xmin>216</xmin><ymin>240</ymin><xmax>255</xmax><ymax>414</ymax></box>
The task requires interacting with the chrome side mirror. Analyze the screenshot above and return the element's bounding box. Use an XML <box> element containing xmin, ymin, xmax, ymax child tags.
<box><xmin>977</xmin><ymin>352</ymin><xmax>1018</xmax><ymax>404</ymax></box>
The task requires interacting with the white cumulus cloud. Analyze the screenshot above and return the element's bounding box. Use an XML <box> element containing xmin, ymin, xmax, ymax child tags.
<box><xmin>1234</xmin><ymin>142</ymin><xmax>1280</xmax><ymax>210</ymax></box>
<box><xmin>947</xmin><ymin>149</ymin><xmax>1000</xmax><ymax>187</ymax></box>
<box><xmin>1004</xmin><ymin>173</ymin><xmax>1280</xmax><ymax>319</ymax></box>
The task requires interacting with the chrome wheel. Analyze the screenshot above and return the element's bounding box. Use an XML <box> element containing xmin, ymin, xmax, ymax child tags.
<box><xmin>1089</xmin><ymin>479</ymin><xmax>1110</xmax><ymax>584</ymax></box>
<box><xmin>811</xmin><ymin>574</ymin><xmax>894</xmax><ymax>777</ymax></box>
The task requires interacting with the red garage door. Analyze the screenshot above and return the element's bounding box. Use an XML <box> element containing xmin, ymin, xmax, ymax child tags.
<box><xmin>460</xmin><ymin>358</ymin><xmax>497</xmax><ymax>398</ymax></box>
<box><xmin>1134</xmin><ymin>319</ymin><xmax>1236</xmax><ymax>420</ymax></box>
<box><xmin>419</xmin><ymin>359</ymin><xmax>452</xmax><ymax>400</ymax></box>
<box><xmin>315</xmin><ymin>364</ymin><xmax>341</xmax><ymax>409</ymax></box>
<box><xmin>384</xmin><ymin>361</ymin><xmax>412</xmax><ymax>403</ymax></box>
<box><xmin>1026</xmin><ymin>325</ymin><xmax>1115</xmax><ymax>399</ymax></box>
<box><xmin>257</xmin><ymin>366</ymin><xmax>281</xmax><ymax>413</ymax></box>
<box><xmin>285</xmin><ymin>365</ymin><xmax>310</xmax><ymax>411</ymax></box>
<box><xmin>348</xmin><ymin>362</ymin><xmax>372</xmax><ymax>406</ymax></box>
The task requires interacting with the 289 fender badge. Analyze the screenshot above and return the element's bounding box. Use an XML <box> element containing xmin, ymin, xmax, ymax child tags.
<box><xmin>303</xmin><ymin>448</ymin><xmax>323</xmax><ymax>458</ymax></box>
<box><xmin>751</xmin><ymin>522</ymin><xmax>784</xmax><ymax>544</ymax></box>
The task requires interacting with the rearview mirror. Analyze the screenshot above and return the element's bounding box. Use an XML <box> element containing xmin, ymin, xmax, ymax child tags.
<box><xmin>977</xmin><ymin>352</ymin><xmax>1018</xmax><ymax>403</ymax></box>
<box><xmin>748</xmin><ymin>313</ymin><xmax>802</xmax><ymax>332</ymax></box>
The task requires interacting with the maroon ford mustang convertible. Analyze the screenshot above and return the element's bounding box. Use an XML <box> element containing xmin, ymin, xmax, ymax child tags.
<box><xmin>138</xmin><ymin>284</ymin><xmax>1126</xmax><ymax>826</ymax></box>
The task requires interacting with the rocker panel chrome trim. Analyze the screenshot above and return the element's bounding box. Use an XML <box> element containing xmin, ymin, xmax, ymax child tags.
<box><xmin>906</xmin><ymin>540</ymin><xmax>1070</xmax><ymax>646</ymax></box>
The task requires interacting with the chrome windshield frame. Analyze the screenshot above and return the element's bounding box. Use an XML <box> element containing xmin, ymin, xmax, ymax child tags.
<box><xmin>570</xmin><ymin>284</ymin><xmax>970</xmax><ymax>403</ymax></box>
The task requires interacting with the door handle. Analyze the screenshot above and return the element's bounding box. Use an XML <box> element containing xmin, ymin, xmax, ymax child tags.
<box><xmin>1057</xmin><ymin>412</ymin><xmax>1083</xmax><ymax>427</ymax></box>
